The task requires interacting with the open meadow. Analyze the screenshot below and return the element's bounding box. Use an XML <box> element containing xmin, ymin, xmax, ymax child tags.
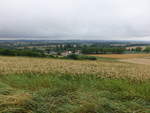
<box><xmin>0</xmin><ymin>56</ymin><xmax>150</xmax><ymax>113</ymax></box>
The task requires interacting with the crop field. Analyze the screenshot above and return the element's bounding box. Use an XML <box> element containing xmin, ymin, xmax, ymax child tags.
<box><xmin>89</xmin><ymin>53</ymin><xmax>150</xmax><ymax>59</ymax></box>
<box><xmin>0</xmin><ymin>56</ymin><xmax>150</xmax><ymax>113</ymax></box>
<box><xmin>0</xmin><ymin>56</ymin><xmax>150</xmax><ymax>80</ymax></box>
<box><xmin>121</xmin><ymin>58</ymin><xmax>150</xmax><ymax>65</ymax></box>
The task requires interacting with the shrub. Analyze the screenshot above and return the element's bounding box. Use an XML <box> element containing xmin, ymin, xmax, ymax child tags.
<box><xmin>79</xmin><ymin>55</ymin><xmax>97</xmax><ymax>60</ymax></box>
<box><xmin>66</xmin><ymin>54</ymin><xmax>79</xmax><ymax>60</ymax></box>
<box><xmin>65</xmin><ymin>54</ymin><xmax>97</xmax><ymax>60</ymax></box>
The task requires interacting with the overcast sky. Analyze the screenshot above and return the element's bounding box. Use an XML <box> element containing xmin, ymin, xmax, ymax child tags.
<box><xmin>0</xmin><ymin>0</ymin><xmax>150</xmax><ymax>40</ymax></box>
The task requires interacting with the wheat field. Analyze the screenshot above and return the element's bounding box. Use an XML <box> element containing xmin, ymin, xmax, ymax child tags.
<box><xmin>0</xmin><ymin>56</ymin><xmax>150</xmax><ymax>113</ymax></box>
<box><xmin>0</xmin><ymin>56</ymin><xmax>150</xmax><ymax>81</ymax></box>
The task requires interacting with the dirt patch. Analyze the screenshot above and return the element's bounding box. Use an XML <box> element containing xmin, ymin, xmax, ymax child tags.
<box><xmin>120</xmin><ymin>58</ymin><xmax>150</xmax><ymax>65</ymax></box>
<box><xmin>88</xmin><ymin>54</ymin><xmax>150</xmax><ymax>59</ymax></box>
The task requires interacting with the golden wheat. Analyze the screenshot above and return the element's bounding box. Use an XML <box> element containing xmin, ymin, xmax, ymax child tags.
<box><xmin>0</xmin><ymin>56</ymin><xmax>150</xmax><ymax>81</ymax></box>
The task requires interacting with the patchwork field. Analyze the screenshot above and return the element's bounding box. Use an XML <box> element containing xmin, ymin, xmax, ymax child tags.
<box><xmin>0</xmin><ymin>56</ymin><xmax>150</xmax><ymax>113</ymax></box>
<box><xmin>89</xmin><ymin>53</ymin><xmax>150</xmax><ymax>59</ymax></box>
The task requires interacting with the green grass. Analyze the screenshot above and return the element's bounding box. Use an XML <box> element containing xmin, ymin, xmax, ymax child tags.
<box><xmin>97</xmin><ymin>57</ymin><xmax>119</xmax><ymax>62</ymax></box>
<box><xmin>0</xmin><ymin>74</ymin><xmax>150</xmax><ymax>113</ymax></box>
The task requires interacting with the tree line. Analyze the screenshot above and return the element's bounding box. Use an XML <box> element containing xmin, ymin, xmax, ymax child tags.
<box><xmin>81</xmin><ymin>47</ymin><xmax>126</xmax><ymax>54</ymax></box>
<box><xmin>0</xmin><ymin>48</ymin><xmax>45</xmax><ymax>57</ymax></box>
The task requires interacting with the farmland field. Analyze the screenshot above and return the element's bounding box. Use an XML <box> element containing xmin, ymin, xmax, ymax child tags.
<box><xmin>120</xmin><ymin>58</ymin><xmax>150</xmax><ymax>65</ymax></box>
<box><xmin>0</xmin><ymin>56</ymin><xmax>150</xmax><ymax>113</ymax></box>
<box><xmin>89</xmin><ymin>53</ymin><xmax>150</xmax><ymax>59</ymax></box>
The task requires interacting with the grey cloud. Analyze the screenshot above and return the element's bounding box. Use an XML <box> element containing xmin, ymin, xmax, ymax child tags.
<box><xmin>0</xmin><ymin>0</ymin><xmax>150</xmax><ymax>40</ymax></box>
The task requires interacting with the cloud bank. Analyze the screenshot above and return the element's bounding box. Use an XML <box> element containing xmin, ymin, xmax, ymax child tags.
<box><xmin>0</xmin><ymin>0</ymin><xmax>150</xmax><ymax>40</ymax></box>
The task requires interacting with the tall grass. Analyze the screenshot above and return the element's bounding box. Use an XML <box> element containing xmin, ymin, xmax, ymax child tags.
<box><xmin>0</xmin><ymin>74</ymin><xmax>150</xmax><ymax>113</ymax></box>
<box><xmin>0</xmin><ymin>56</ymin><xmax>150</xmax><ymax>113</ymax></box>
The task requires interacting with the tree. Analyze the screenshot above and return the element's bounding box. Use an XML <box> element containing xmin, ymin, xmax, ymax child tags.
<box><xmin>144</xmin><ymin>47</ymin><xmax>150</xmax><ymax>53</ymax></box>
<box><xmin>135</xmin><ymin>47</ymin><xmax>142</xmax><ymax>52</ymax></box>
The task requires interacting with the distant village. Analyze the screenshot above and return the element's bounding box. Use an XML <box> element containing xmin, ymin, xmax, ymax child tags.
<box><xmin>17</xmin><ymin>44</ymin><xmax>82</xmax><ymax>56</ymax></box>
<box><xmin>1</xmin><ymin>40</ymin><xmax>150</xmax><ymax>57</ymax></box>
<box><xmin>47</xmin><ymin>50</ymin><xmax>81</xmax><ymax>56</ymax></box>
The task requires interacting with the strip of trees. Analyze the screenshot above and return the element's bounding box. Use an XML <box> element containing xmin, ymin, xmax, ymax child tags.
<box><xmin>1</xmin><ymin>46</ymin><xmax>150</xmax><ymax>58</ymax></box>
<box><xmin>0</xmin><ymin>48</ymin><xmax>45</xmax><ymax>57</ymax></box>
<box><xmin>81</xmin><ymin>47</ymin><xmax>126</xmax><ymax>54</ymax></box>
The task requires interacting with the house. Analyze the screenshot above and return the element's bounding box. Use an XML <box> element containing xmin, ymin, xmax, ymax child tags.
<box><xmin>46</xmin><ymin>51</ymin><xmax>57</xmax><ymax>55</ymax></box>
<box><xmin>74</xmin><ymin>50</ymin><xmax>81</xmax><ymax>55</ymax></box>
<box><xmin>61</xmin><ymin>51</ymin><xmax>72</xmax><ymax>56</ymax></box>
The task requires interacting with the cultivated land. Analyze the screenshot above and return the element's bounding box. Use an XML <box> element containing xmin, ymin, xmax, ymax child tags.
<box><xmin>0</xmin><ymin>56</ymin><xmax>150</xmax><ymax>113</ymax></box>
<box><xmin>120</xmin><ymin>58</ymin><xmax>150</xmax><ymax>65</ymax></box>
<box><xmin>90</xmin><ymin>53</ymin><xmax>150</xmax><ymax>65</ymax></box>
<box><xmin>89</xmin><ymin>53</ymin><xmax>150</xmax><ymax>59</ymax></box>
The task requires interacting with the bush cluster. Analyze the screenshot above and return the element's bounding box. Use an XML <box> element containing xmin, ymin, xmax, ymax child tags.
<box><xmin>65</xmin><ymin>54</ymin><xmax>97</xmax><ymax>60</ymax></box>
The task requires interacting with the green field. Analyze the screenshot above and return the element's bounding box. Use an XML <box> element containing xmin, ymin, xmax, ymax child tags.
<box><xmin>0</xmin><ymin>56</ymin><xmax>150</xmax><ymax>113</ymax></box>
